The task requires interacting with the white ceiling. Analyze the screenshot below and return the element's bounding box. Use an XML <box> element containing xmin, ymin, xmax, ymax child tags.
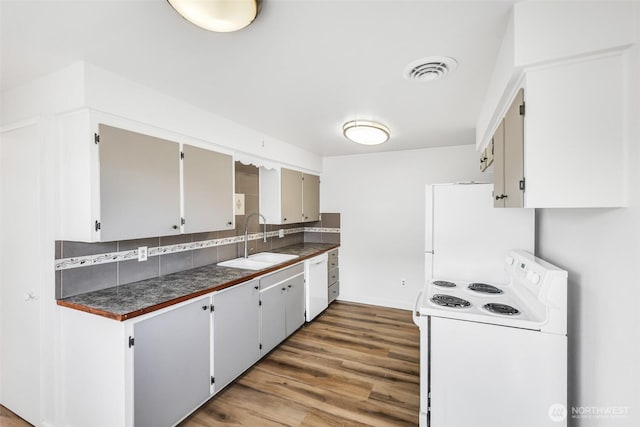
<box><xmin>1</xmin><ymin>0</ymin><xmax>516</xmax><ymax>156</ymax></box>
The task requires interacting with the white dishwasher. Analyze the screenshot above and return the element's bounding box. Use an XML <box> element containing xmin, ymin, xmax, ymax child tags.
<box><xmin>304</xmin><ymin>253</ymin><xmax>328</xmax><ymax>321</ymax></box>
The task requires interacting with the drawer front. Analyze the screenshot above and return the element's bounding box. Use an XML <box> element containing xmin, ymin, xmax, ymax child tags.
<box><xmin>327</xmin><ymin>249</ymin><xmax>339</xmax><ymax>271</ymax></box>
<box><xmin>328</xmin><ymin>281</ymin><xmax>339</xmax><ymax>303</ymax></box>
<box><xmin>328</xmin><ymin>267</ymin><xmax>339</xmax><ymax>286</ymax></box>
<box><xmin>259</xmin><ymin>263</ymin><xmax>304</xmax><ymax>289</ymax></box>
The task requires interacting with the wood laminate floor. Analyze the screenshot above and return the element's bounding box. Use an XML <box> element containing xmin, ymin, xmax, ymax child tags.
<box><xmin>0</xmin><ymin>405</ymin><xmax>31</xmax><ymax>427</ymax></box>
<box><xmin>181</xmin><ymin>301</ymin><xmax>420</xmax><ymax>427</ymax></box>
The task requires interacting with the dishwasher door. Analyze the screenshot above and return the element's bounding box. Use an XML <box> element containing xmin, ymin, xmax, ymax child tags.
<box><xmin>304</xmin><ymin>253</ymin><xmax>328</xmax><ymax>321</ymax></box>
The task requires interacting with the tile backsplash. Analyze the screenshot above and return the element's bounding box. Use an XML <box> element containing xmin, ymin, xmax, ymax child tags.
<box><xmin>55</xmin><ymin>156</ymin><xmax>339</xmax><ymax>299</ymax></box>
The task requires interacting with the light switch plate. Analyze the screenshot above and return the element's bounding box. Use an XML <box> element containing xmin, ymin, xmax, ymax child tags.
<box><xmin>235</xmin><ymin>193</ymin><xmax>245</xmax><ymax>215</ymax></box>
<box><xmin>138</xmin><ymin>246</ymin><xmax>148</xmax><ymax>262</ymax></box>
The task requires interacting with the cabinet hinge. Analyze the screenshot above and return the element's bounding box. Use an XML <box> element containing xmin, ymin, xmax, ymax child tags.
<box><xmin>259</xmin><ymin>300</ymin><xmax>262</xmax><ymax>306</ymax></box>
<box><xmin>211</xmin><ymin>376</ymin><xmax>215</xmax><ymax>385</ymax></box>
<box><xmin>181</xmin><ymin>217</ymin><xmax>185</xmax><ymax>226</ymax></box>
<box><xmin>94</xmin><ymin>133</ymin><xmax>100</xmax><ymax>144</ymax></box>
<box><xmin>95</xmin><ymin>220</ymin><xmax>101</xmax><ymax>231</ymax></box>
<box><xmin>210</xmin><ymin>304</ymin><xmax>214</xmax><ymax>312</ymax></box>
<box><xmin>519</xmin><ymin>178</ymin><xmax>526</xmax><ymax>191</ymax></box>
<box><xmin>128</xmin><ymin>336</ymin><xmax>134</xmax><ymax>348</ymax></box>
<box><xmin>519</xmin><ymin>103</ymin><xmax>525</xmax><ymax>116</ymax></box>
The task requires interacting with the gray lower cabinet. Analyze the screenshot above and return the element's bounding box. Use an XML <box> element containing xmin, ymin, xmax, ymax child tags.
<box><xmin>284</xmin><ymin>275</ymin><xmax>305</xmax><ymax>334</ymax></box>
<box><xmin>260</xmin><ymin>283</ymin><xmax>287</xmax><ymax>355</ymax></box>
<box><xmin>213</xmin><ymin>279</ymin><xmax>260</xmax><ymax>392</ymax></box>
<box><xmin>133</xmin><ymin>297</ymin><xmax>211</xmax><ymax>427</ymax></box>
<box><xmin>259</xmin><ymin>264</ymin><xmax>305</xmax><ymax>356</ymax></box>
<box><xmin>328</xmin><ymin>249</ymin><xmax>339</xmax><ymax>304</ymax></box>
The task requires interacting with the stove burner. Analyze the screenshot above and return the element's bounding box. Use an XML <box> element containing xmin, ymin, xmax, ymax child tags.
<box><xmin>484</xmin><ymin>303</ymin><xmax>520</xmax><ymax>316</ymax></box>
<box><xmin>431</xmin><ymin>294</ymin><xmax>471</xmax><ymax>308</ymax></box>
<box><xmin>468</xmin><ymin>282</ymin><xmax>503</xmax><ymax>294</ymax></box>
<box><xmin>433</xmin><ymin>280</ymin><xmax>456</xmax><ymax>288</ymax></box>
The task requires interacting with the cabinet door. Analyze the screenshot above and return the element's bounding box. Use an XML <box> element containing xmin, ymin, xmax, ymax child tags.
<box><xmin>99</xmin><ymin>124</ymin><xmax>181</xmax><ymax>241</ymax></box>
<box><xmin>259</xmin><ymin>284</ymin><xmax>286</xmax><ymax>356</ymax></box>
<box><xmin>280</xmin><ymin>168</ymin><xmax>303</xmax><ymax>223</ymax></box>
<box><xmin>503</xmin><ymin>89</ymin><xmax>525</xmax><ymax>208</ymax></box>
<box><xmin>133</xmin><ymin>297</ymin><xmax>211</xmax><ymax>427</ymax></box>
<box><xmin>213</xmin><ymin>280</ymin><xmax>260</xmax><ymax>392</ymax></box>
<box><xmin>302</xmin><ymin>173</ymin><xmax>320</xmax><ymax>222</ymax></box>
<box><xmin>183</xmin><ymin>145</ymin><xmax>234</xmax><ymax>233</ymax></box>
<box><xmin>493</xmin><ymin>120</ymin><xmax>506</xmax><ymax>208</ymax></box>
<box><xmin>285</xmin><ymin>274</ymin><xmax>305</xmax><ymax>335</ymax></box>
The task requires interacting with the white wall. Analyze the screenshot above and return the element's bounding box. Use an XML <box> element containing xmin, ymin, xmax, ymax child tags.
<box><xmin>321</xmin><ymin>145</ymin><xmax>485</xmax><ymax>310</ymax></box>
<box><xmin>536</xmin><ymin>12</ymin><xmax>640</xmax><ymax>426</ymax></box>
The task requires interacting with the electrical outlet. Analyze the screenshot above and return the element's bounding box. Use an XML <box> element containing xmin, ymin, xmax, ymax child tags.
<box><xmin>279</xmin><ymin>229</ymin><xmax>285</xmax><ymax>238</ymax></box>
<box><xmin>401</xmin><ymin>278</ymin><xmax>407</xmax><ymax>287</ymax></box>
<box><xmin>138</xmin><ymin>246</ymin><xmax>148</xmax><ymax>262</ymax></box>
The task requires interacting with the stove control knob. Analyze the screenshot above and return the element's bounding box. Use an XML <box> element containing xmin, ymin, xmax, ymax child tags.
<box><xmin>505</xmin><ymin>256</ymin><xmax>514</xmax><ymax>266</ymax></box>
<box><xmin>530</xmin><ymin>272</ymin><xmax>541</xmax><ymax>285</ymax></box>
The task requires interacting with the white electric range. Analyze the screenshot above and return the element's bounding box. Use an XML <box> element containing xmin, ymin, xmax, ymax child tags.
<box><xmin>413</xmin><ymin>250</ymin><xmax>568</xmax><ymax>427</ymax></box>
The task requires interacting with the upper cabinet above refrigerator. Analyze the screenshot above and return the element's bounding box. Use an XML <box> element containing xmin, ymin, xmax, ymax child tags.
<box><xmin>492</xmin><ymin>90</ymin><xmax>524</xmax><ymax>209</ymax></box>
<box><xmin>477</xmin><ymin>3</ymin><xmax>633</xmax><ymax>208</ymax></box>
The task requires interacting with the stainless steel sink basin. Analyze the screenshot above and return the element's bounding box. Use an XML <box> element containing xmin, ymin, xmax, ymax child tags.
<box><xmin>217</xmin><ymin>252</ymin><xmax>299</xmax><ymax>270</ymax></box>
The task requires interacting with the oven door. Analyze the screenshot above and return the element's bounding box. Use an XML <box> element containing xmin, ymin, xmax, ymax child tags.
<box><xmin>429</xmin><ymin>316</ymin><xmax>567</xmax><ymax>427</ymax></box>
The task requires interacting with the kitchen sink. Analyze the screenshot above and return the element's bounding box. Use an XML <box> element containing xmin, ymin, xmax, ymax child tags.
<box><xmin>217</xmin><ymin>252</ymin><xmax>299</xmax><ymax>270</ymax></box>
<box><xmin>247</xmin><ymin>252</ymin><xmax>298</xmax><ymax>264</ymax></box>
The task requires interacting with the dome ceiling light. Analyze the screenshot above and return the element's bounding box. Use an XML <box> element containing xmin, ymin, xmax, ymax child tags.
<box><xmin>342</xmin><ymin>120</ymin><xmax>390</xmax><ymax>145</ymax></box>
<box><xmin>167</xmin><ymin>0</ymin><xmax>260</xmax><ymax>33</ymax></box>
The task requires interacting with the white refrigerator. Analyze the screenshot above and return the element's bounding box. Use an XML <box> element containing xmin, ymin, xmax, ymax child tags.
<box><xmin>425</xmin><ymin>182</ymin><xmax>535</xmax><ymax>284</ymax></box>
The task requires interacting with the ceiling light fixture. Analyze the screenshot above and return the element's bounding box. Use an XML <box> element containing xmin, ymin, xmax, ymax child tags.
<box><xmin>167</xmin><ymin>0</ymin><xmax>260</xmax><ymax>33</ymax></box>
<box><xmin>343</xmin><ymin>120</ymin><xmax>390</xmax><ymax>145</ymax></box>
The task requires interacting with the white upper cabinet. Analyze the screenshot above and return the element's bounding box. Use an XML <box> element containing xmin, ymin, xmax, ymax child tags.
<box><xmin>58</xmin><ymin>110</ymin><xmax>235</xmax><ymax>242</ymax></box>
<box><xmin>183</xmin><ymin>144</ymin><xmax>234</xmax><ymax>233</ymax></box>
<box><xmin>477</xmin><ymin>2</ymin><xmax>635</xmax><ymax>208</ymax></box>
<box><xmin>259</xmin><ymin>167</ymin><xmax>320</xmax><ymax>224</ymax></box>
<box><xmin>522</xmin><ymin>54</ymin><xmax>627</xmax><ymax>208</ymax></box>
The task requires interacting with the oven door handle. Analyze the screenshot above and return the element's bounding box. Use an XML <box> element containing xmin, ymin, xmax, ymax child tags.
<box><xmin>412</xmin><ymin>289</ymin><xmax>423</xmax><ymax>327</ymax></box>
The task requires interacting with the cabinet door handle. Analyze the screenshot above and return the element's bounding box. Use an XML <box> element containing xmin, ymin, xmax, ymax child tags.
<box><xmin>254</xmin><ymin>285</ymin><xmax>259</xmax><ymax>290</ymax></box>
<box><xmin>495</xmin><ymin>194</ymin><xmax>508</xmax><ymax>200</ymax></box>
<box><xmin>172</xmin><ymin>225</ymin><xmax>179</xmax><ymax>230</ymax></box>
<box><xmin>283</xmin><ymin>217</ymin><xmax>287</xmax><ymax>222</ymax></box>
<box><xmin>288</xmin><ymin>285</ymin><xmax>292</xmax><ymax>288</ymax></box>
<box><xmin>227</xmin><ymin>221</ymin><xmax>232</xmax><ymax>226</ymax></box>
<box><xmin>201</xmin><ymin>305</ymin><xmax>208</xmax><ymax>311</ymax></box>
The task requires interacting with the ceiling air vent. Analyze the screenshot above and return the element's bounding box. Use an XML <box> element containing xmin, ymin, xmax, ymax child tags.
<box><xmin>403</xmin><ymin>56</ymin><xmax>458</xmax><ymax>82</ymax></box>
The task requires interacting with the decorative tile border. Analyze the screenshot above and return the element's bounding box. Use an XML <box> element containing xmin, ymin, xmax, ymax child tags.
<box><xmin>55</xmin><ymin>227</ymin><xmax>339</xmax><ymax>271</ymax></box>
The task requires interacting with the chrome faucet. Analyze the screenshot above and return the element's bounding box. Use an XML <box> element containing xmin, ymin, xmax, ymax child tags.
<box><xmin>244</xmin><ymin>212</ymin><xmax>267</xmax><ymax>258</ymax></box>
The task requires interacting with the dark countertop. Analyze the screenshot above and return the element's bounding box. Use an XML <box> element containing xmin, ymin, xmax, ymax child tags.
<box><xmin>57</xmin><ymin>243</ymin><xmax>338</xmax><ymax>321</ymax></box>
